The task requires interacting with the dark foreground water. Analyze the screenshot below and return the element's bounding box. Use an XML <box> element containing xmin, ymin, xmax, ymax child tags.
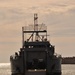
<box><xmin>0</xmin><ymin>63</ymin><xmax>75</xmax><ymax>75</ymax></box>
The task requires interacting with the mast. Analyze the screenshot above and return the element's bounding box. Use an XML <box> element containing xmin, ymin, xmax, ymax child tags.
<box><xmin>22</xmin><ymin>14</ymin><xmax>47</xmax><ymax>42</ymax></box>
<box><xmin>34</xmin><ymin>13</ymin><xmax>38</xmax><ymax>41</ymax></box>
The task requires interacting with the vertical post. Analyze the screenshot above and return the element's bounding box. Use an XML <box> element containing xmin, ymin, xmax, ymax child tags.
<box><xmin>22</xmin><ymin>27</ymin><xmax>24</xmax><ymax>47</ymax></box>
<box><xmin>34</xmin><ymin>13</ymin><xmax>38</xmax><ymax>31</ymax></box>
<box><xmin>22</xmin><ymin>27</ymin><xmax>25</xmax><ymax>75</ymax></box>
<box><xmin>34</xmin><ymin>13</ymin><xmax>38</xmax><ymax>41</ymax></box>
<box><xmin>46</xmin><ymin>31</ymin><xmax>47</xmax><ymax>41</ymax></box>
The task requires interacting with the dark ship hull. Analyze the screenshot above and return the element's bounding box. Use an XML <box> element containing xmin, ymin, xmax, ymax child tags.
<box><xmin>10</xmin><ymin>14</ymin><xmax>62</xmax><ymax>75</ymax></box>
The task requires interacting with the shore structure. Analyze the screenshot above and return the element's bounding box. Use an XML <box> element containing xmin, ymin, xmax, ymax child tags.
<box><xmin>62</xmin><ymin>57</ymin><xmax>75</xmax><ymax>64</ymax></box>
<box><xmin>10</xmin><ymin>14</ymin><xmax>62</xmax><ymax>75</ymax></box>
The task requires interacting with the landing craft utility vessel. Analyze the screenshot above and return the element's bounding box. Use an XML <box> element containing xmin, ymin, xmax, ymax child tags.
<box><xmin>10</xmin><ymin>14</ymin><xmax>61</xmax><ymax>75</ymax></box>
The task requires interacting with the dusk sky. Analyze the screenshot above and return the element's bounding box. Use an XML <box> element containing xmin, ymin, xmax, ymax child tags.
<box><xmin>0</xmin><ymin>0</ymin><xmax>75</xmax><ymax>62</ymax></box>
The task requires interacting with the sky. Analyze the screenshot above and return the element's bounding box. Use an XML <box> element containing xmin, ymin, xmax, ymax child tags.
<box><xmin>0</xmin><ymin>0</ymin><xmax>75</xmax><ymax>62</ymax></box>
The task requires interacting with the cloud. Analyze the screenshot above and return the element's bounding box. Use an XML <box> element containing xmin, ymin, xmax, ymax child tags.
<box><xmin>0</xmin><ymin>0</ymin><xmax>75</xmax><ymax>25</ymax></box>
<box><xmin>0</xmin><ymin>0</ymin><xmax>75</xmax><ymax>14</ymax></box>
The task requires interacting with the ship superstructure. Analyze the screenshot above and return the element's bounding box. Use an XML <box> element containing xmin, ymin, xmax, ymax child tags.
<box><xmin>10</xmin><ymin>14</ymin><xmax>61</xmax><ymax>75</ymax></box>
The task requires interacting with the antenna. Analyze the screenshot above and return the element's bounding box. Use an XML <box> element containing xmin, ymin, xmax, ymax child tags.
<box><xmin>34</xmin><ymin>13</ymin><xmax>38</xmax><ymax>31</ymax></box>
<box><xmin>34</xmin><ymin>13</ymin><xmax>39</xmax><ymax>41</ymax></box>
<box><xmin>22</xmin><ymin>14</ymin><xmax>47</xmax><ymax>42</ymax></box>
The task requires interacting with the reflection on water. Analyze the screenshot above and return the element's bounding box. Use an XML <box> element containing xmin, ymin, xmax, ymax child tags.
<box><xmin>62</xmin><ymin>64</ymin><xmax>75</xmax><ymax>75</ymax></box>
<box><xmin>0</xmin><ymin>63</ymin><xmax>75</xmax><ymax>75</ymax></box>
<box><xmin>0</xmin><ymin>63</ymin><xmax>11</xmax><ymax>75</ymax></box>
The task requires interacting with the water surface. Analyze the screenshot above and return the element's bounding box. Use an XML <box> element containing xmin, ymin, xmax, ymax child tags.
<box><xmin>0</xmin><ymin>63</ymin><xmax>75</xmax><ymax>75</ymax></box>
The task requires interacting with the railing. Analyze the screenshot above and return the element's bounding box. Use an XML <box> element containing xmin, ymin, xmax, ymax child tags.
<box><xmin>54</xmin><ymin>53</ymin><xmax>62</xmax><ymax>58</ymax></box>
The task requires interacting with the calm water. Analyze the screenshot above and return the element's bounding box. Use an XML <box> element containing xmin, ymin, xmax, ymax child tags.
<box><xmin>0</xmin><ymin>63</ymin><xmax>75</xmax><ymax>75</ymax></box>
